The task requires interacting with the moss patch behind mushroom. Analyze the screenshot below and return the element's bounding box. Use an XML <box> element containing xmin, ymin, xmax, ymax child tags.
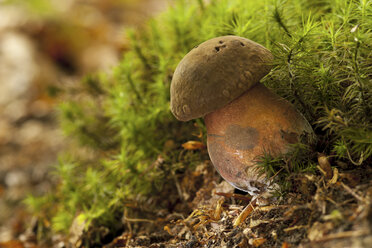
<box><xmin>26</xmin><ymin>0</ymin><xmax>371</xmax><ymax>246</ymax></box>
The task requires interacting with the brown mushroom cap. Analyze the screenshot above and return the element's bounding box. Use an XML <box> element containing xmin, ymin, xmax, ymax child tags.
<box><xmin>170</xmin><ymin>35</ymin><xmax>273</xmax><ymax>121</ymax></box>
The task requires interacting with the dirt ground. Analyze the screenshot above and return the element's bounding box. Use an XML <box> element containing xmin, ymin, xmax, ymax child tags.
<box><xmin>104</xmin><ymin>161</ymin><xmax>372</xmax><ymax>248</ymax></box>
<box><xmin>0</xmin><ymin>0</ymin><xmax>166</xmax><ymax>244</ymax></box>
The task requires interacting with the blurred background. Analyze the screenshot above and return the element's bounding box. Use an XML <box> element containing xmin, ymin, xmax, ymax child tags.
<box><xmin>0</xmin><ymin>0</ymin><xmax>166</xmax><ymax>242</ymax></box>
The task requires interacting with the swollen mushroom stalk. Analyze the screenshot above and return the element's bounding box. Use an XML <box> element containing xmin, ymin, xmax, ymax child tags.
<box><xmin>170</xmin><ymin>36</ymin><xmax>314</xmax><ymax>196</ymax></box>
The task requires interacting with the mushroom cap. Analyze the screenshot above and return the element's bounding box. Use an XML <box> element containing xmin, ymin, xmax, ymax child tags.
<box><xmin>170</xmin><ymin>35</ymin><xmax>273</xmax><ymax>121</ymax></box>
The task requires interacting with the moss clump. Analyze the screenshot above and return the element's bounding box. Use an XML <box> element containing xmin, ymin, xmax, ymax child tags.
<box><xmin>27</xmin><ymin>0</ymin><xmax>371</xmax><ymax>246</ymax></box>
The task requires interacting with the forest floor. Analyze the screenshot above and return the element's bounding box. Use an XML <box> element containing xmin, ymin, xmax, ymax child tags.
<box><xmin>105</xmin><ymin>162</ymin><xmax>372</xmax><ymax>248</ymax></box>
<box><xmin>0</xmin><ymin>0</ymin><xmax>165</xmax><ymax>245</ymax></box>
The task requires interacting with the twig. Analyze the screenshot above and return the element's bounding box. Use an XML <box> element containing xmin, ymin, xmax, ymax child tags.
<box><xmin>256</xmin><ymin>204</ymin><xmax>294</xmax><ymax>212</ymax></box>
<box><xmin>172</xmin><ymin>170</ymin><xmax>186</xmax><ymax>202</ymax></box>
<box><xmin>312</xmin><ymin>229</ymin><xmax>369</xmax><ymax>243</ymax></box>
<box><xmin>284</xmin><ymin>225</ymin><xmax>307</xmax><ymax>232</ymax></box>
<box><xmin>123</xmin><ymin>216</ymin><xmax>155</xmax><ymax>223</ymax></box>
<box><xmin>325</xmin><ymin>196</ymin><xmax>338</xmax><ymax>206</ymax></box>
<box><xmin>340</xmin><ymin>182</ymin><xmax>365</xmax><ymax>203</ymax></box>
<box><xmin>123</xmin><ymin>208</ymin><xmax>132</xmax><ymax>234</ymax></box>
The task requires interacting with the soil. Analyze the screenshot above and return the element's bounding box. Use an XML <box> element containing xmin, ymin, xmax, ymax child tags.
<box><xmin>108</xmin><ymin>162</ymin><xmax>372</xmax><ymax>248</ymax></box>
<box><xmin>0</xmin><ymin>0</ymin><xmax>166</xmax><ymax>245</ymax></box>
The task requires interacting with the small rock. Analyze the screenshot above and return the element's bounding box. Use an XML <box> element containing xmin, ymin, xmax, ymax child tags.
<box><xmin>5</xmin><ymin>171</ymin><xmax>28</xmax><ymax>188</ymax></box>
<box><xmin>17</xmin><ymin>120</ymin><xmax>44</xmax><ymax>144</ymax></box>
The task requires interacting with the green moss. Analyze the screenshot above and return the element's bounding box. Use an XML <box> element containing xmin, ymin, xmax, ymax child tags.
<box><xmin>27</xmin><ymin>0</ymin><xmax>372</xmax><ymax>245</ymax></box>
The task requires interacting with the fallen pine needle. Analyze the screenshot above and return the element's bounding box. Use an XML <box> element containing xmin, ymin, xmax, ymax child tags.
<box><xmin>256</xmin><ymin>205</ymin><xmax>293</xmax><ymax>212</ymax></box>
<box><xmin>284</xmin><ymin>225</ymin><xmax>308</xmax><ymax>232</ymax></box>
<box><xmin>233</xmin><ymin>199</ymin><xmax>257</xmax><ymax>227</ymax></box>
<box><xmin>312</xmin><ymin>229</ymin><xmax>369</xmax><ymax>243</ymax></box>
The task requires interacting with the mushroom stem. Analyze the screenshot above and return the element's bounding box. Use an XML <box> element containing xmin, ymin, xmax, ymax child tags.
<box><xmin>204</xmin><ymin>83</ymin><xmax>313</xmax><ymax>194</ymax></box>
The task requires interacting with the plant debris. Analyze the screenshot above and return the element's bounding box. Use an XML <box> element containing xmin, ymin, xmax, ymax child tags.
<box><xmin>101</xmin><ymin>164</ymin><xmax>372</xmax><ymax>248</ymax></box>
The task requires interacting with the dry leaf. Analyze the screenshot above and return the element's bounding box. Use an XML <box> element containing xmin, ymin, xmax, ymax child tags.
<box><xmin>0</xmin><ymin>240</ymin><xmax>24</xmax><ymax>248</ymax></box>
<box><xmin>214</xmin><ymin>198</ymin><xmax>224</xmax><ymax>220</ymax></box>
<box><xmin>164</xmin><ymin>225</ymin><xmax>172</xmax><ymax>235</ymax></box>
<box><xmin>182</xmin><ymin>141</ymin><xmax>205</xmax><ymax>150</ymax></box>
<box><xmin>281</xmin><ymin>242</ymin><xmax>290</xmax><ymax>248</ymax></box>
<box><xmin>318</xmin><ymin>153</ymin><xmax>333</xmax><ymax>179</ymax></box>
<box><xmin>252</xmin><ymin>237</ymin><xmax>266</xmax><ymax>247</ymax></box>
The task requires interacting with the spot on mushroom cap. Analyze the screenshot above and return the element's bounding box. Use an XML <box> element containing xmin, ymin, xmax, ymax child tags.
<box><xmin>170</xmin><ymin>35</ymin><xmax>273</xmax><ymax>121</ymax></box>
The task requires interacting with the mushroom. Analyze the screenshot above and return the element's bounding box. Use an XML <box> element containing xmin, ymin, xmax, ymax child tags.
<box><xmin>170</xmin><ymin>36</ymin><xmax>313</xmax><ymax>195</ymax></box>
